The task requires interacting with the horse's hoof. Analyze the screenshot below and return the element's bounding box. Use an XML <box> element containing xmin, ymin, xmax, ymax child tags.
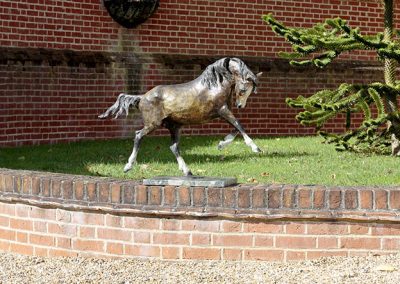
<box><xmin>186</xmin><ymin>171</ymin><xmax>193</xmax><ymax>176</ymax></box>
<box><xmin>123</xmin><ymin>164</ymin><xmax>132</xmax><ymax>173</ymax></box>
<box><xmin>217</xmin><ymin>143</ymin><xmax>223</xmax><ymax>150</ymax></box>
<box><xmin>253</xmin><ymin>147</ymin><xmax>263</xmax><ymax>153</ymax></box>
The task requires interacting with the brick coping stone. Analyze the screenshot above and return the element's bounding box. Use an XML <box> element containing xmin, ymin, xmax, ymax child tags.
<box><xmin>1</xmin><ymin>168</ymin><xmax>399</xmax><ymax>223</ymax></box>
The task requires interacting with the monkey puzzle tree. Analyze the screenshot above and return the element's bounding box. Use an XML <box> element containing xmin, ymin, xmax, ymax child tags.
<box><xmin>263</xmin><ymin>0</ymin><xmax>400</xmax><ymax>155</ymax></box>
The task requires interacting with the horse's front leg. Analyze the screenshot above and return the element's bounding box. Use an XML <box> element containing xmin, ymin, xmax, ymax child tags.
<box><xmin>217</xmin><ymin>130</ymin><xmax>239</xmax><ymax>150</ymax></box>
<box><xmin>218</xmin><ymin>106</ymin><xmax>262</xmax><ymax>153</ymax></box>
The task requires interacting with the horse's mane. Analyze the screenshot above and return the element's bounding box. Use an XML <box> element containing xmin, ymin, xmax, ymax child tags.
<box><xmin>230</xmin><ymin>57</ymin><xmax>258</xmax><ymax>83</ymax></box>
<box><xmin>200</xmin><ymin>57</ymin><xmax>257</xmax><ymax>89</ymax></box>
<box><xmin>200</xmin><ymin>57</ymin><xmax>232</xmax><ymax>88</ymax></box>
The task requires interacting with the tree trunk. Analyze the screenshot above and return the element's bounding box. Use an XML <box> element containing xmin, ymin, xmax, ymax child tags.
<box><xmin>382</xmin><ymin>0</ymin><xmax>400</xmax><ymax>156</ymax></box>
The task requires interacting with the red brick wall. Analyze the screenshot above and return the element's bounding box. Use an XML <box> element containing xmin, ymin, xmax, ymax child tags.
<box><xmin>1</xmin><ymin>0</ymin><xmax>398</xmax><ymax>146</ymax></box>
<box><xmin>1</xmin><ymin>168</ymin><xmax>400</xmax><ymax>261</ymax></box>
<box><xmin>2</xmin><ymin>202</ymin><xmax>400</xmax><ymax>261</ymax></box>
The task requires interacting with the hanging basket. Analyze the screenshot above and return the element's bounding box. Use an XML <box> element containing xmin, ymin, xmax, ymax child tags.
<box><xmin>103</xmin><ymin>0</ymin><xmax>160</xmax><ymax>28</ymax></box>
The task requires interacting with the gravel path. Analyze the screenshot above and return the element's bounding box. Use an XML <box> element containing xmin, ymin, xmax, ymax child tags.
<box><xmin>1</xmin><ymin>252</ymin><xmax>400</xmax><ymax>283</ymax></box>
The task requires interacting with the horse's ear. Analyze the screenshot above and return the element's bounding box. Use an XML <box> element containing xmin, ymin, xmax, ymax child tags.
<box><xmin>256</xmin><ymin>72</ymin><xmax>263</xmax><ymax>79</ymax></box>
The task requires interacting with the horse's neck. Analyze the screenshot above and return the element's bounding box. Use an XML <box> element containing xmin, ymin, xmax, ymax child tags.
<box><xmin>227</xmin><ymin>84</ymin><xmax>235</xmax><ymax>102</ymax></box>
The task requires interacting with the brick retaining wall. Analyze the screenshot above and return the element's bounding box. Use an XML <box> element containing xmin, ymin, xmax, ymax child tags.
<box><xmin>0</xmin><ymin>168</ymin><xmax>400</xmax><ymax>261</ymax></box>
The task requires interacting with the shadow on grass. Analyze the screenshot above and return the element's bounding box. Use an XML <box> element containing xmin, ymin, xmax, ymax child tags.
<box><xmin>266</xmin><ymin>151</ymin><xmax>314</xmax><ymax>158</ymax></box>
<box><xmin>178</xmin><ymin>151</ymin><xmax>315</xmax><ymax>164</ymax></box>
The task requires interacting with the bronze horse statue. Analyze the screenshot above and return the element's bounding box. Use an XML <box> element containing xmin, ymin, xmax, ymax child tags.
<box><xmin>99</xmin><ymin>57</ymin><xmax>262</xmax><ymax>176</ymax></box>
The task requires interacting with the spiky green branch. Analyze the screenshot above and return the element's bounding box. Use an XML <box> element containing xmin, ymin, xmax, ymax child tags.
<box><xmin>262</xmin><ymin>14</ymin><xmax>386</xmax><ymax>68</ymax></box>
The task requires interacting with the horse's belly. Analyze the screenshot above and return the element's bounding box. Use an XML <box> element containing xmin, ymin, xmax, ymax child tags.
<box><xmin>169</xmin><ymin>109</ymin><xmax>218</xmax><ymax>124</ymax></box>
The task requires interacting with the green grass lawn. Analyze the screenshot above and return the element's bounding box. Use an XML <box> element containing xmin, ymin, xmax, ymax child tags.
<box><xmin>0</xmin><ymin>136</ymin><xmax>399</xmax><ymax>186</ymax></box>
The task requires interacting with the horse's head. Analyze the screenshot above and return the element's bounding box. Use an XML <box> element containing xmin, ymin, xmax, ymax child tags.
<box><xmin>229</xmin><ymin>58</ymin><xmax>262</xmax><ymax>109</ymax></box>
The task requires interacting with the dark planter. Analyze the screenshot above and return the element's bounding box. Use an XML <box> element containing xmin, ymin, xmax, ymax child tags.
<box><xmin>103</xmin><ymin>0</ymin><xmax>159</xmax><ymax>28</ymax></box>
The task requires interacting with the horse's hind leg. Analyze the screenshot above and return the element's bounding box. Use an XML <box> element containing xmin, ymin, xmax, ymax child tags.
<box><xmin>124</xmin><ymin>126</ymin><xmax>155</xmax><ymax>173</ymax></box>
<box><xmin>168</xmin><ymin>124</ymin><xmax>192</xmax><ymax>176</ymax></box>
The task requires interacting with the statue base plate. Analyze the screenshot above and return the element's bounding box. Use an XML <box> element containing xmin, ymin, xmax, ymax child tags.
<box><xmin>143</xmin><ymin>176</ymin><xmax>237</xmax><ymax>188</ymax></box>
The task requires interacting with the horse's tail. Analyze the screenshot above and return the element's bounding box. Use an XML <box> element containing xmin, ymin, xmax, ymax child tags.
<box><xmin>98</xmin><ymin>93</ymin><xmax>141</xmax><ymax>119</ymax></box>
